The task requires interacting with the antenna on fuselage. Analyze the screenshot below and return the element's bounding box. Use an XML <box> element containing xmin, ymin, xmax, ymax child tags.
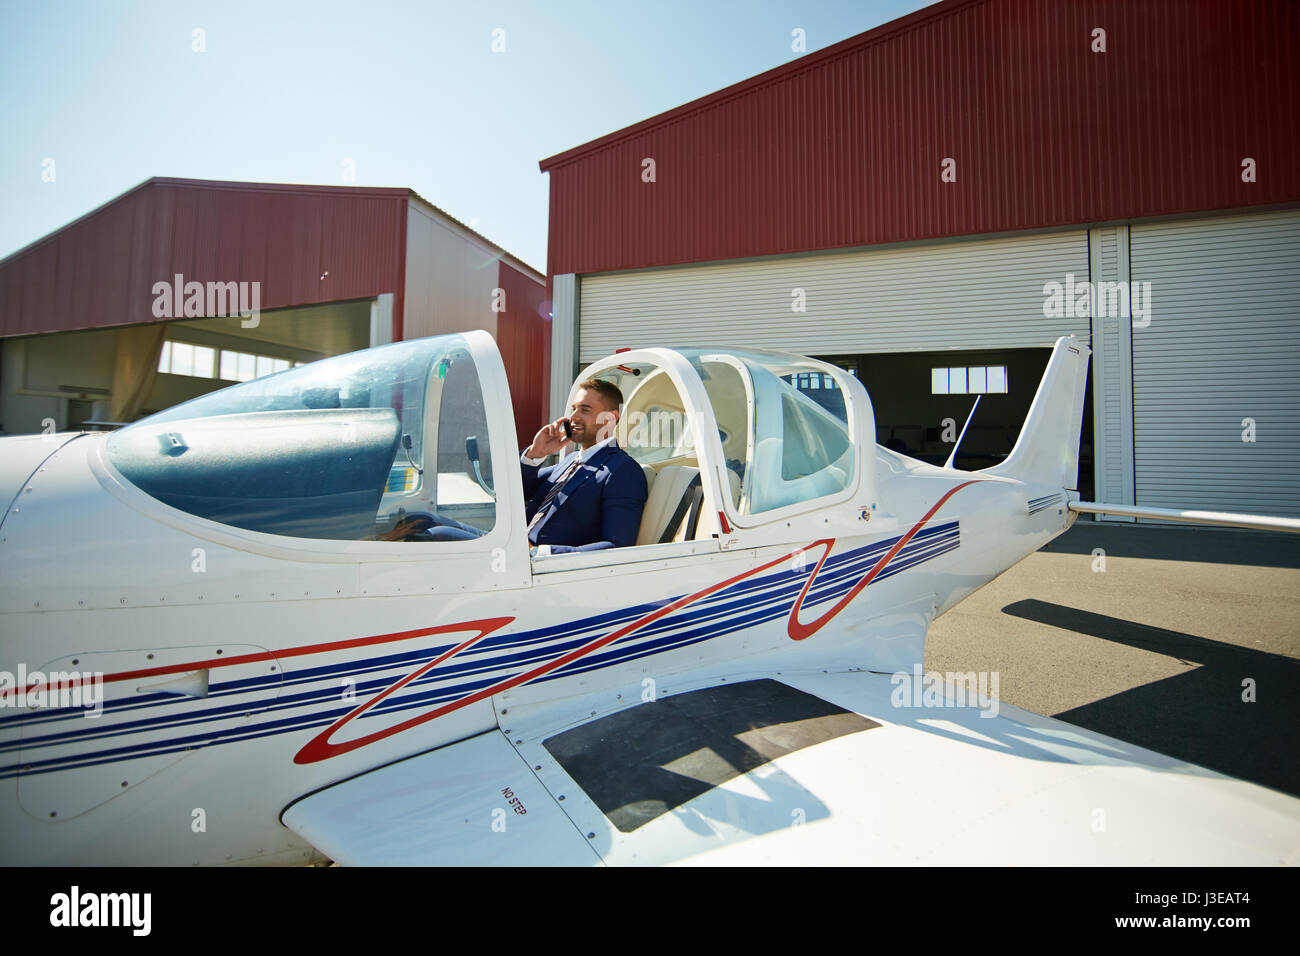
<box><xmin>943</xmin><ymin>395</ymin><xmax>981</xmax><ymax>470</ymax></box>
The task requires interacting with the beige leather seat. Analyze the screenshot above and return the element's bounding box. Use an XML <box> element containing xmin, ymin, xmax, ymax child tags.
<box><xmin>636</xmin><ymin>465</ymin><xmax>701</xmax><ymax>545</ymax></box>
<box><xmin>634</xmin><ymin>466</ymin><xmax>742</xmax><ymax>545</ymax></box>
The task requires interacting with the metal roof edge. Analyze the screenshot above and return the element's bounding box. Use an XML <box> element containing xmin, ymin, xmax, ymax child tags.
<box><xmin>144</xmin><ymin>176</ymin><xmax>412</xmax><ymax>199</ymax></box>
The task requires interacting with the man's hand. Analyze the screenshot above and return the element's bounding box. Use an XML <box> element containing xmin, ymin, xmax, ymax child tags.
<box><xmin>525</xmin><ymin>419</ymin><xmax>570</xmax><ymax>459</ymax></box>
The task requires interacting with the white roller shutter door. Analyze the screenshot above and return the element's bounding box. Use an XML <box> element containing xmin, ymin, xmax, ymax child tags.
<box><xmin>1130</xmin><ymin>208</ymin><xmax>1300</xmax><ymax>518</ymax></box>
<box><xmin>1089</xmin><ymin>226</ymin><xmax>1135</xmax><ymax>513</ymax></box>
<box><xmin>579</xmin><ymin>230</ymin><xmax>1091</xmax><ymax>363</ymax></box>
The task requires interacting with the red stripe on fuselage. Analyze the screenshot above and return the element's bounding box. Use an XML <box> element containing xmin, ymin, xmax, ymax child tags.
<box><xmin>293</xmin><ymin>618</ymin><xmax>514</xmax><ymax>763</ymax></box>
<box><xmin>293</xmin><ymin>546</ymin><xmax>807</xmax><ymax>762</ymax></box>
<box><xmin>787</xmin><ymin>480</ymin><xmax>978</xmax><ymax>641</ymax></box>
<box><xmin>295</xmin><ymin>480</ymin><xmax>981</xmax><ymax>760</ymax></box>
<box><xmin>14</xmin><ymin>482</ymin><xmax>979</xmax><ymax>766</ymax></box>
<box><xmin>0</xmin><ymin>619</ymin><xmax>515</xmax><ymax>701</ymax></box>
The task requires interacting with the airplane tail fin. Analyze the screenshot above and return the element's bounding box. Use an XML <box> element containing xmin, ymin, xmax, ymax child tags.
<box><xmin>980</xmin><ymin>336</ymin><xmax>1090</xmax><ymax>489</ymax></box>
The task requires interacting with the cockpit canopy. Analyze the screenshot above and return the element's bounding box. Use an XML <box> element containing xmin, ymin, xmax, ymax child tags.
<box><xmin>596</xmin><ymin>347</ymin><xmax>859</xmax><ymax>516</ymax></box>
<box><xmin>106</xmin><ymin>332</ymin><xmax>873</xmax><ymax>544</ymax></box>
<box><xmin>108</xmin><ymin>333</ymin><xmax>498</xmax><ymax>539</ymax></box>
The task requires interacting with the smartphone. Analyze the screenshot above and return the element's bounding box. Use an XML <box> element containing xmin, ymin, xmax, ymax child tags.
<box><xmin>562</xmin><ymin>419</ymin><xmax>573</xmax><ymax>439</ymax></box>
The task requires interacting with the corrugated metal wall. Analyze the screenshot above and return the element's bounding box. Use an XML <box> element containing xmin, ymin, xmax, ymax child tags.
<box><xmin>577</xmin><ymin>229</ymin><xmax>1090</xmax><ymax>363</ymax></box>
<box><xmin>402</xmin><ymin>198</ymin><xmax>503</xmax><ymax>341</ymax></box>
<box><xmin>0</xmin><ymin>179</ymin><xmax>408</xmax><ymax>338</ymax></box>
<box><xmin>541</xmin><ymin>0</ymin><xmax>1300</xmax><ymax>277</ymax></box>
<box><xmin>548</xmin><ymin>275</ymin><xmax>578</xmax><ymax>421</ymax></box>
<box><xmin>495</xmin><ymin>260</ymin><xmax>550</xmax><ymax>447</ymax></box>
<box><xmin>1088</xmin><ymin>225</ymin><xmax>1135</xmax><ymax>513</ymax></box>
<box><xmin>1130</xmin><ymin>208</ymin><xmax>1300</xmax><ymax>517</ymax></box>
<box><xmin>401</xmin><ymin>197</ymin><xmax>548</xmax><ymax>444</ymax></box>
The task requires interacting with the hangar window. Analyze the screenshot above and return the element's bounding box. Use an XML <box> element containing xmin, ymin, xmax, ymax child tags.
<box><xmin>157</xmin><ymin>341</ymin><xmax>217</xmax><ymax>378</ymax></box>
<box><xmin>108</xmin><ymin>334</ymin><xmax>497</xmax><ymax>542</ymax></box>
<box><xmin>158</xmin><ymin>341</ymin><xmax>306</xmax><ymax>382</ymax></box>
<box><xmin>218</xmin><ymin>350</ymin><xmax>294</xmax><ymax>382</ymax></box>
<box><xmin>932</xmin><ymin>365</ymin><xmax>1007</xmax><ymax>395</ymax></box>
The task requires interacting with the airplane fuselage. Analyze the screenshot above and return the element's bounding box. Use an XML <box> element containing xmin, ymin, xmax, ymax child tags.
<box><xmin>0</xmin><ymin>430</ymin><xmax>1067</xmax><ymax>865</ymax></box>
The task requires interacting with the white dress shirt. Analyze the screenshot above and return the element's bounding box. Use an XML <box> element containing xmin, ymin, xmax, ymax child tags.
<box><xmin>521</xmin><ymin>434</ymin><xmax>616</xmax><ymax>469</ymax></box>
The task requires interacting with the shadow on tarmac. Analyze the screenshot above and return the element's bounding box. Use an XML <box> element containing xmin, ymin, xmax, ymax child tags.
<box><xmin>1002</xmin><ymin>598</ymin><xmax>1300</xmax><ymax>798</ymax></box>
<box><xmin>1044</xmin><ymin>522</ymin><xmax>1300</xmax><ymax>569</ymax></box>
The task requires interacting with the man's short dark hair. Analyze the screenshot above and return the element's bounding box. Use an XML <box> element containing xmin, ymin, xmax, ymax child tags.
<box><xmin>577</xmin><ymin>378</ymin><xmax>624</xmax><ymax>411</ymax></box>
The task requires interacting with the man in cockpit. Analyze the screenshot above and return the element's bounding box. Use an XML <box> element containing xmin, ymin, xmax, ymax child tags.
<box><xmin>422</xmin><ymin>379</ymin><xmax>648</xmax><ymax>553</ymax></box>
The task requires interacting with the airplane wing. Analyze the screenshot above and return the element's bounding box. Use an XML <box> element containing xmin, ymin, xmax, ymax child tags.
<box><xmin>1070</xmin><ymin>500</ymin><xmax>1300</xmax><ymax>533</ymax></box>
<box><xmin>282</xmin><ymin>669</ymin><xmax>1300</xmax><ymax>865</ymax></box>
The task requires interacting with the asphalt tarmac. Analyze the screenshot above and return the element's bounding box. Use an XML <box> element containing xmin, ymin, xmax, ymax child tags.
<box><xmin>925</xmin><ymin>520</ymin><xmax>1300</xmax><ymax>798</ymax></box>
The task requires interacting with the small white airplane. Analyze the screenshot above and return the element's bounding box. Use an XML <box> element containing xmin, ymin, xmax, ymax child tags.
<box><xmin>1</xmin><ymin>332</ymin><xmax>1297</xmax><ymax>866</ymax></box>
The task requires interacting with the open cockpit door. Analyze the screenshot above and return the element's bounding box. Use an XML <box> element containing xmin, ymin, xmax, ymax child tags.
<box><xmin>675</xmin><ymin>349</ymin><xmax>875</xmax><ymax>529</ymax></box>
<box><xmin>667</xmin><ymin>348</ymin><xmax>880</xmax><ymax>546</ymax></box>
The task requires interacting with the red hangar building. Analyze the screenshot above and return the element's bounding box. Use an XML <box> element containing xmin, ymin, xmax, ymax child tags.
<box><xmin>538</xmin><ymin>0</ymin><xmax>1299</xmax><ymax>519</ymax></box>
<box><xmin>0</xmin><ymin>177</ymin><xmax>549</xmax><ymax>450</ymax></box>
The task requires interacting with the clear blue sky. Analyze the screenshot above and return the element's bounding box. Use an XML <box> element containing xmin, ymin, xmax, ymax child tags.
<box><xmin>1</xmin><ymin>0</ymin><xmax>932</xmax><ymax>274</ymax></box>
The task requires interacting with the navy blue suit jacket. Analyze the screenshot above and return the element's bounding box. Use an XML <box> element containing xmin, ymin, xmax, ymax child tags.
<box><xmin>521</xmin><ymin>443</ymin><xmax>648</xmax><ymax>553</ymax></box>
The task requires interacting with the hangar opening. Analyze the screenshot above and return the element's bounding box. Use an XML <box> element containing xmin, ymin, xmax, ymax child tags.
<box><xmin>150</xmin><ymin>299</ymin><xmax>372</xmax><ymax>416</ymax></box>
<box><xmin>0</xmin><ymin>298</ymin><xmax>374</xmax><ymax>434</ymax></box>
<box><xmin>812</xmin><ymin>348</ymin><xmax>1092</xmax><ymax>498</ymax></box>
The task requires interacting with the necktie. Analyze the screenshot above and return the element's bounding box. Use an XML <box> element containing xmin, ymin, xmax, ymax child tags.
<box><xmin>527</xmin><ymin>453</ymin><xmax>584</xmax><ymax>536</ymax></box>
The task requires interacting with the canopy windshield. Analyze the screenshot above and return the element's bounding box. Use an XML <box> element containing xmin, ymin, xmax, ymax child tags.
<box><xmin>106</xmin><ymin>335</ymin><xmax>497</xmax><ymax>540</ymax></box>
